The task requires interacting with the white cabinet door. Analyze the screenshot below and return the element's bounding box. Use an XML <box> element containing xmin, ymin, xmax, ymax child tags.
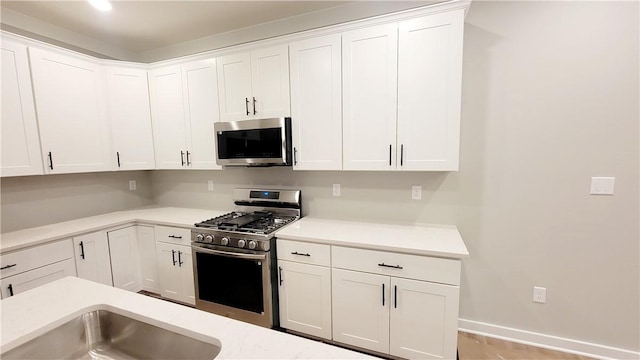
<box><xmin>107</xmin><ymin>226</ymin><xmax>142</xmax><ymax>292</ymax></box>
<box><xmin>29</xmin><ymin>47</ymin><xmax>111</xmax><ymax>174</ymax></box>
<box><xmin>0</xmin><ymin>259</ymin><xmax>76</xmax><ymax>298</ymax></box>
<box><xmin>1</xmin><ymin>40</ymin><xmax>43</xmax><ymax>177</ymax></box>
<box><xmin>332</xmin><ymin>268</ymin><xmax>390</xmax><ymax>354</ymax></box>
<box><xmin>343</xmin><ymin>24</ymin><xmax>398</xmax><ymax>171</ymax></box>
<box><xmin>156</xmin><ymin>241</ymin><xmax>182</xmax><ymax>303</ymax></box>
<box><xmin>278</xmin><ymin>260</ymin><xmax>331</xmax><ymax>339</ymax></box>
<box><xmin>106</xmin><ymin>66</ymin><xmax>155</xmax><ymax>170</ymax></box>
<box><xmin>397</xmin><ymin>9</ymin><xmax>464</xmax><ymax>171</ymax></box>
<box><xmin>177</xmin><ymin>245</ymin><xmax>195</xmax><ymax>305</ymax></box>
<box><xmin>73</xmin><ymin>231</ymin><xmax>113</xmax><ymax>286</ymax></box>
<box><xmin>137</xmin><ymin>225</ymin><xmax>159</xmax><ymax>293</ymax></box>
<box><xmin>149</xmin><ymin>65</ymin><xmax>188</xmax><ymax>169</ymax></box>
<box><xmin>390</xmin><ymin>277</ymin><xmax>460</xmax><ymax>360</ymax></box>
<box><xmin>289</xmin><ymin>34</ymin><xmax>342</xmax><ymax>170</ymax></box>
<box><xmin>182</xmin><ymin>59</ymin><xmax>221</xmax><ymax>170</ymax></box>
<box><xmin>251</xmin><ymin>45</ymin><xmax>290</xmax><ymax>118</ymax></box>
<box><xmin>217</xmin><ymin>53</ymin><xmax>252</xmax><ymax>122</ymax></box>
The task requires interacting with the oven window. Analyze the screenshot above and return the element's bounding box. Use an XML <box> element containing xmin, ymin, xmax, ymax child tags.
<box><xmin>196</xmin><ymin>252</ymin><xmax>264</xmax><ymax>314</ymax></box>
<box><xmin>217</xmin><ymin>128</ymin><xmax>283</xmax><ymax>159</ymax></box>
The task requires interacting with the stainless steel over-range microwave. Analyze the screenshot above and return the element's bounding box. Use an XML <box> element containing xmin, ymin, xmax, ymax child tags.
<box><xmin>214</xmin><ymin>117</ymin><xmax>292</xmax><ymax>167</ymax></box>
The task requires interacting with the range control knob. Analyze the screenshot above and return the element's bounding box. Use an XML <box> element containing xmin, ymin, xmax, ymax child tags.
<box><xmin>248</xmin><ymin>241</ymin><xmax>257</xmax><ymax>250</ymax></box>
<box><xmin>196</xmin><ymin>234</ymin><xmax>204</xmax><ymax>242</ymax></box>
<box><xmin>220</xmin><ymin>237</ymin><xmax>230</xmax><ymax>246</ymax></box>
<box><xmin>204</xmin><ymin>235</ymin><xmax>214</xmax><ymax>243</ymax></box>
<box><xmin>237</xmin><ymin>239</ymin><xmax>246</xmax><ymax>248</ymax></box>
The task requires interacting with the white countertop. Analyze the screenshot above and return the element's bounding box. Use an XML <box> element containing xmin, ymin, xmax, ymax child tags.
<box><xmin>0</xmin><ymin>276</ymin><xmax>374</xmax><ymax>359</ymax></box>
<box><xmin>275</xmin><ymin>217</ymin><xmax>469</xmax><ymax>259</ymax></box>
<box><xmin>2</xmin><ymin>207</ymin><xmax>468</xmax><ymax>259</ymax></box>
<box><xmin>0</xmin><ymin>207</ymin><xmax>226</xmax><ymax>253</ymax></box>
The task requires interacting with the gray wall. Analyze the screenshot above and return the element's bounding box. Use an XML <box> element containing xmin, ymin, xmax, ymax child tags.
<box><xmin>0</xmin><ymin>171</ymin><xmax>153</xmax><ymax>232</ymax></box>
<box><xmin>0</xmin><ymin>0</ymin><xmax>637</xmax><ymax>354</ymax></box>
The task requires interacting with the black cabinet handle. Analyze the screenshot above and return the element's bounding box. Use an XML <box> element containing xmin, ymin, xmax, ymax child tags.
<box><xmin>116</xmin><ymin>152</ymin><xmax>121</xmax><ymax>168</ymax></box>
<box><xmin>8</xmin><ymin>284</ymin><xmax>14</xmax><ymax>297</ymax></box>
<box><xmin>382</xmin><ymin>283</ymin><xmax>385</xmax><ymax>306</ymax></box>
<box><xmin>1</xmin><ymin>264</ymin><xmax>17</xmax><ymax>270</ymax></box>
<box><xmin>278</xmin><ymin>266</ymin><xmax>283</xmax><ymax>286</ymax></box>
<box><xmin>186</xmin><ymin>151</ymin><xmax>191</xmax><ymax>166</ymax></box>
<box><xmin>400</xmin><ymin>144</ymin><xmax>404</xmax><ymax>166</ymax></box>
<box><xmin>252</xmin><ymin>97</ymin><xmax>257</xmax><ymax>115</ymax></box>
<box><xmin>293</xmin><ymin>148</ymin><xmax>298</xmax><ymax>166</ymax></box>
<box><xmin>245</xmin><ymin>97</ymin><xmax>250</xmax><ymax>115</ymax></box>
<box><xmin>79</xmin><ymin>241</ymin><xmax>85</xmax><ymax>260</ymax></box>
<box><xmin>291</xmin><ymin>251</ymin><xmax>310</xmax><ymax>257</ymax></box>
<box><xmin>48</xmin><ymin>151</ymin><xmax>53</xmax><ymax>170</ymax></box>
<box><xmin>168</xmin><ymin>235</ymin><xmax>182</xmax><ymax>239</ymax></box>
<box><xmin>389</xmin><ymin>145</ymin><xmax>392</xmax><ymax>166</ymax></box>
<box><xmin>378</xmin><ymin>263</ymin><xmax>403</xmax><ymax>270</ymax></box>
<box><xmin>178</xmin><ymin>251</ymin><xmax>183</xmax><ymax>266</ymax></box>
<box><xmin>180</xmin><ymin>151</ymin><xmax>185</xmax><ymax>166</ymax></box>
<box><xmin>171</xmin><ymin>250</ymin><xmax>177</xmax><ymax>266</ymax></box>
<box><xmin>394</xmin><ymin>285</ymin><xmax>397</xmax><ymax>308</ymax></box>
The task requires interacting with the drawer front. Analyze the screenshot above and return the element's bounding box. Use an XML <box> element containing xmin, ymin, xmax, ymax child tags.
<box><xmin>277</xmin><ymin>239</ymin><xmax>330</xmax><ymax>266</ymax></box>
<box><xmin>154</xmin><ymin>226</ymin><xmax>191</xmax><ymax>246</ymax></box>
<box><xmin>1</xmin><ymin>239</ymin><xmax>74</xmax><ymax>280</ymax></box>
<box><xmin>332</xmin><ymin>246</ymin><xmax>460</xmax><ymax>285</ymax></box>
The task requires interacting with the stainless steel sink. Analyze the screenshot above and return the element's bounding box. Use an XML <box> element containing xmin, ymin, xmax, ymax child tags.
<box><xmin>2</xmin><ymin>309</ymin><xmax>221</xmax><ymax>359</ymax></box>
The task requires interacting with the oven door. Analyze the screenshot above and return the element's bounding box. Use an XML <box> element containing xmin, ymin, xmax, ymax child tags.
<box><xmin>191</xmin><ymin>243</ymin><xmax>274</xmax><ymax>328</ymax></box>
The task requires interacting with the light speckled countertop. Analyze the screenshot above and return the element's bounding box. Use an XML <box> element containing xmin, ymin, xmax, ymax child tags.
<box><xmin>0</xmin><ymin>277</ymin><xmax>375</xmax><ymax>359</ymax></box>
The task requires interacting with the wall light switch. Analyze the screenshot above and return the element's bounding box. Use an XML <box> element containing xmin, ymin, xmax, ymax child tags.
<box><xmin>333</xmin><ymin>184</ymin><xmax>341</xmax><ymax>196</ymax></box>
<box><xmin>208</xmin><ymin>180</ymin><xmax>214</xmax><ymax>191</ymax></box>
<box><xmin>590</xmin><ymin>177</ymin><xmax>615</xmax><ymax>195</ymax></box>
<box><xmin>129</xmin><ymin>180</ymin><xmax>136</xmax><ymax>191</ymax></box>
<box><xmin>411</xmin><ymin>185</ymin><xmax>422</xmax><ymax>200</ymax></box>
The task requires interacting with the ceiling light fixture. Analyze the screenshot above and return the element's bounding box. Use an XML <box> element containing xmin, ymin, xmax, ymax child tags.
<box><xmin>88</xmin><ymin>0</ymin><xmax>112</xmax><ymax>12</ymax></box>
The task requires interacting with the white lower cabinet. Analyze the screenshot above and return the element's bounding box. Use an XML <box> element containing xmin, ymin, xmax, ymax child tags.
<box><xmin>137</xmin><ymin>225</ymin><xmax>159</xmax><ymax>293</ymax></box>
<box><xmin>155</xmin><ymin>226</ymin><xmax>195</xmax><ymax>305</ymax></box>
<box><xmin>278</xmin><ymin>260</ymin><xmax>332</xmax><ymax>339</ymax></box>
<box><xmin>73</xmin><ymin>231</ymin><xmax>113</xmax><ymax>286</ymax></box>
<box><xmin>332</xmin><ymin>268</ymin><xmax>390</xmax><ymax>353</ymax></box>
<box><xmin>0</xmin><ymin>239</ymin><xmax>76</xmax><ymax>299</ymax></box>
<box><xmin>107</xmin><ymin>226</ymin><xmax>142</xmax><ymax>292</ymax></box>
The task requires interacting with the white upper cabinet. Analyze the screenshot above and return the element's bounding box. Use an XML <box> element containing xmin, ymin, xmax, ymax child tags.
<box><xmin>342</xmin><ymin>24</ymin><xmax>398</xmax><ymax>171</ymax></box>
<box><xmin>217</xmin><ymin>45</ymin><xmax>290</xmax><ymax>121</ymax></box>
<box><xmin>106</xmin><ymin>66</ymin><xmax>155</xmax><ymax>170</ymax></box>
<box><xmin>149</xmin><ymin>65</ymin><xmax>189</xmax><ymax>169</ymax></box>
<box><xmin>1</xmin><ymin>40</ymin><xmax>43</xmax><ymax>177</ymax></box>
<box><xmin>149</xmin><ymin>59</ymin><xmax>221</xmax><ymax>170</ymax></box>
<box><xmin>289</xmin><ymin>34</ymin><xmax>342</xmax><ymax>170</ymax></box>
<box><xmin>397</xmin><ymin>9</ymin><xmax>464</xmax><ymax>171</ymax></box>
<box><xmin>182</xmin><ymin>59</ymin><xmax>221</xmax><ymax>170</ymax></box>
<box><xmin>28</xmin><ymin>47</ymin><xmax>111</xmax><ymax>174</ymax></box>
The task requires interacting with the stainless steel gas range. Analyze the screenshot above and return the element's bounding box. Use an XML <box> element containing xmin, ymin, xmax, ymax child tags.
<box><xmin>191</xmin><ymin>188</ymin><xmax>301</xmax><ymax>328</ymax></box>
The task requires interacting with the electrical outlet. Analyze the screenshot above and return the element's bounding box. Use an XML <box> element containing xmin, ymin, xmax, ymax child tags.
<box><xmin>333</xmin><ymin>184</ymin><xmax>341</xmax><ymax>196</ymax></box>
<box><xmin>208</xmin><ymin>180</ymin><xmax>214</xmax><ymax>191</ymax></box>
<box><xmin>129</xmin><ymin>180</ymin><xmax>136</xmax><ymax>191</ymax></box>
<box><xmin>590</xmin><ymin>177</ymin><xmax>615</xmax><ymax>195</ymax></box>
<box><xmin>533</xmin><ymin>286</ymin><xmax>546</xmax><ymax>303</ymax></box>
<box><xmin>411</xmin><ymin>185</ymin><xmax>422</xmax><ymax>200</ymax></box>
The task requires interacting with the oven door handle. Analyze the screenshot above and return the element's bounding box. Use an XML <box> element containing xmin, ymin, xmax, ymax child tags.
<box><xmin>192</xmin><ymin>244</ymin><xmax>267</xmax><ymax>260</ymax></box>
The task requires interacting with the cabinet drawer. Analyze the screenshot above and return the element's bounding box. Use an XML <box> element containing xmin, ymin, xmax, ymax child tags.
<box><xmin>1</xmin><ymin>239</ymin><xmax>74</xmax><ymax>280</ymax></box>
<box><xmin>332</xmin><ymin>246</ymin><xmax>460</xmax><ymax>285</ymax></box>
<box><xmin>154</xmin><ymin>226</ymin><xmax>191</xmax><ymax>246</ymax></box>
<box><xmin>277</xmin><ymin>239</ymin><xmax>330</xmax><ymax>266</ymax></box>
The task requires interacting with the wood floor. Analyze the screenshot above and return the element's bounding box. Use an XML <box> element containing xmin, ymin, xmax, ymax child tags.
<box><xmin>457</xmin><ymin>332</ymin><xmax>595</xmax><ymax>360</ymax></box>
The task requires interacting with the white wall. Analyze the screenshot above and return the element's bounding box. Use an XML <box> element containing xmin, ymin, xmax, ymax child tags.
<box><xmin>0</xmin><ymin>171</ymin><xmax>153</xmax><ymax>232</ymax></box>
<box><xmin>151</xmin><ymin>0</ymin><xmax>639</xmax><ymax>354</ymax></box>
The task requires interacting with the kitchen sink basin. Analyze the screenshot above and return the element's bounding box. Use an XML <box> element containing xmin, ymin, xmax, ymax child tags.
<box><xmin>2</xmin><ymin>309</ymin><xmax>221</xmax><ymax>359</ymax></box>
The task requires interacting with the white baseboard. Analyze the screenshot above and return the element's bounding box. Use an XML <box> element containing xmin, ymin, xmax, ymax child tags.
<box><xmin>458</xmin><ymin>318</ymin><xmax>640</xmax><ymax>360</ymax></box>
